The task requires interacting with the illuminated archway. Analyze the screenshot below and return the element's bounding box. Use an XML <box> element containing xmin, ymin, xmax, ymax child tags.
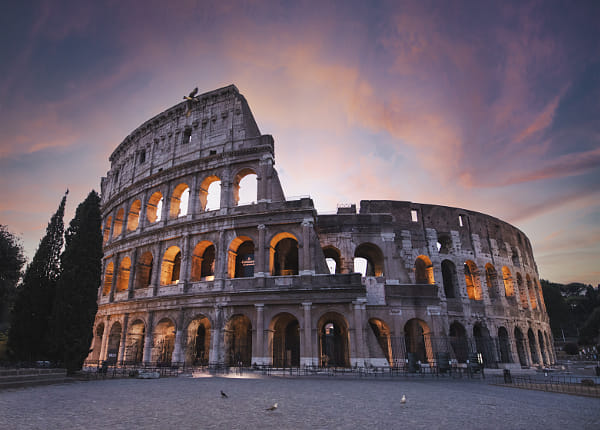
<box><xmin>224</xmin><ymin>314</ymin><xmax>252</xmax><ymax>366</ymax></box>
<box><xmin>135</xmin><ymin>251</ymin><xmax>153</xmax><ymax>289</ymax></box>
<box><xmin>191</xmin><ymin>241</ymin><xmax>216</xmax><ymax>281</ymax></box>
<box><xmin>270</xmin><ymin>232</ymin><xmax>299</xmax><ymax>276</ymax></box>
<box><xmin>102</xmin><ymin>262</ymin><xmax>114</xmax><ymax>296</ymax></box>
<box><xmin>127</xmin><ymin>199</ymin><xmax>141</xmax><ymax>232</ymax></box>
<box><xmin>146</xmin><ymin>191</ymin><xmax>163</xmax><ymax>223</ymax></box>
<box><xmin>199</xmin><ymin>175</ymin><xmax>221</xmax><ymax>211</ymax></box>
<box><xmin>112</xmin><ymin>208</ymin><xmax>125</xmax><ymax>238</ymax></box>
<box><xmin>464</xmin><ymin>260</ymin><xmax>482</xmax><ymax>300</ymax></box>
<box><xmin>160</xmin><ymin>246</ymin><xmax>182</xmax><ymax>285</ymax></box>
<box><xmin>233</xmin><ymin>168</ymin><xmax>257</xmax><ymax>206</ymax></box>
<box><xmin>185</xmin><ymin>316</ymin><xmax>211</xmax><ymax>366</ymax></box>
<box><xmin>116</xmin><ymin>257</ymin><xmax>131</xmax><ymax>292</ymax></box>
<box><xmin>354</xmin><ymin>243</ymin><xmax>384</xmax><ymax>277</ymax></box>
<box><xmin>228</xmin><ymin>236</ymin><xmax>255</xmax><ymax>278</ymax></box>
<box><xmin>152</xmin><ymin>318</ymin><xmax>176</xmax><ymax>365</ymax></box>
<box><xmin>124</xmin><ymin>320</ymin><xmax>145</xmax><ymax>364</ymax></box>
<box><xmin>415</xmin><ymin>255</ymin><xmax>434</xmax><ymax>284</ymax></box>
<box><xmin>169</xmin><ymin>183</ymin><xmax>190</xmax><ymax>218</ymax></box>
<box><xmin>404</xmin><ymin>319</ymin><xmax>433</xmax><ymax>366</ymax></box>
<box><xmin>368</xmin><ymin>318</ymin><xmax>393</xmax><ymax>365</ymax></box>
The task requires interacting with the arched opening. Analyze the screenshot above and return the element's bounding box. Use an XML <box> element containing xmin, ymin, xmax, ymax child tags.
<box><xmin>516</xmin><ymin>273</ymin><xmax>528</xmax><ymax>308</ymax></box>
<box><xmin>224</xmin><ymin>315</ymin><xmax>252</xmax><ymax>366</ymax></box>
<box><xmin>270</xmin><ymin>233</ymin><xmax>299</xmax><ymax>276</ymax></box>
<box><xmin>464</xmin><ymin>260</ymin><xmax>482</xmax><ymax>300</ymax></box>
<box><xmin>127</xmin><ymin>199</ymin><xmax>141</xmax><ymax>232</ymax></box>
<box><xmin>404</xmin><ymin>319</ymin><xmax>433</xmax><ymax>368</ymax></box>
<box><xmin>498</xmin><ymin>327</ymin><xmax>511</xmax><ymax>363</ymax></box>
<box><xmin>527</xmin><ymin>328</ymin><xmax>539</xmax><ymax>365</ymax></box>
<box><xmin>146</xmin><ymin>191</ymin><xmax>163</xmax><ymax>223</ymax></box>
<box><xmin>135</xmin><ymin>251</ymin><xmax>153</xmax><ymax>289</ymax></box>
<box><xmin>228</xmin><ymin>236</ymin><xmax>255</xmax><ymax>278</ymax></box>
<box><xmin>367</xmin><ymin>318</ymin><xmax>393</xmax><ymax>365</ymax></box>
<box><xmin>449</xmin><ymin>322</ymin><xmax>469</xmax><ymax>363</ymax></box>
<box><xmin>190</xmin><ymin>241</ymin><xmax>216</xmax><ymax>281</ymax></box>
<box><xmin>354</xmin><ymin>243</ymin><xmax>384</xmax><ymax>277</ymax></box>
<box><xmin>103</xmin><ymin>216</ymin><xmax>112</xmax><ymax>244</ymax></box>
<box><xmin>107</xmin><ymin>322</ymin><xmax>122</xmax><ymax>364</ymax></box>
<box><xmin>485</xmin><ymin>263</ymin><xmax>498</xmax><ymax>299</ymax></box>
<box><xmin>102</xmin><ymin>262</ymin><xmax>114</xmax><ymax>296</ymax></box>
<box><xmin>473</xmin><ymin>323</ymin><xmax>495</xmax><ymax>367</ymax></box>
<box><xmin>160</xmin><ymin>246</ymin><xmax>181</xmax><ymax>285</ymax></box>
<box><xmin>514</xmin><ymin>327</ymin><xmax>527</xmax><ymax>366</ymax></box>
<box><xmin>124</xmin><ymin>320</ymin><xmax>145</xmax><ymax>364</ymax></box>
<box><xmin>112</xmin><ymin>208</ymin><xmax>125</xmax><ymax>238</ymax></box>
<box><xmin>536</xmin><ymin>279</ymin><xmax>546</xmax><ymax>311</ymax></box>
<box><xmin>169</xmin><ymin>183</ymin><xmax>190</xmax><ymax>219</ymax></box>
<box><xmin>323</xmin><ymin>246</ymin><xmax>341</xmax><ymax>274</ymax></box>
<box><xmin>233</xmin><ymin>168</ymin><xmax>257</xmax><ymax>206</ymax></box>
<box><xmin>502</xmin><ymin>266</ymin><xmax>514</xmax><ymax>297</ymax></box>
<box><xmin>200</xmin><ymin>175</ymin><xmax>221</xmax><ymax>211</ymax></box>
<box><xmin>89</xmin><ymin>323</ymin><xmax>104</xmax><ymax>362</ymax></box>
<box><xmin>116</xmin><ymin>257</ymin><xmax>131</xmax><ymax>292</ymax></box>
<box><xmin>270</xmin><ymin>313</ymin><xmax>300</xmax><ymax>367</ymax></box>
<box><xmin>318</xmin><ymin>312</ymin><xmax>350</xmax><ymax>368</ymax></box>
<box><xmin>538</xmin><ymin>330</ymin><xmax>547</xmax><ymax>365</ymax></box>
<box><xmin>526</xmin><ymin>274</ymin><xmax>537</xmax><ymax>309</ymax></box>
<box><xmin>437</xmin><ymin>234</ymin><xmax>452</xmax><ymax>254</ymax></box>
<box><xmin>415</xmin><ymin>255</ymin><xmax>434</xmax><ymax>284</ymax></box>
<box><xmin>186</xmin><ymin>316</ymin><xmax>211</xmax><ymax>366</ymax></box>
<box><xmin>441</xmin><ymin>260</ymin><xmax>458</xmax><ymax>298</ymax></box>
<box><xmin>153</xmin><ymin>319</ymin><xmax>176</xmax><ymax>365</ymax></box>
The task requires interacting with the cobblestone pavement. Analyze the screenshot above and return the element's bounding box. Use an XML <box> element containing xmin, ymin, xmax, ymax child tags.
<box><xmin>1</xmin><ymin>375</ymin><xmax>598</xmax><ymax>429</ymax></box>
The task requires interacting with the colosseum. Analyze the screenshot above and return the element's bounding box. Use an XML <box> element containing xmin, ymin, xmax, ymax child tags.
<box><xmin>88</xmin><ymin>85</ymin><xmax>554</xmax><ymax>372</ymax></box>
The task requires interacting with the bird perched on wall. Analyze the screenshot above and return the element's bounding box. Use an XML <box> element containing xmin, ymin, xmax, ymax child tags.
<box><xmin>400</xmin><ymin>395</ymin><xmax>406</xmax><ymax>404</ymax></box>
<box><xmin>266</xmin><ymin>403</ymin><xmax>278</xmax><ymax>411</ymax></box>
<box><xmin>220</xmin><ymin>390</ymin><xmax>228</xmax><ymax>398</ymax></box>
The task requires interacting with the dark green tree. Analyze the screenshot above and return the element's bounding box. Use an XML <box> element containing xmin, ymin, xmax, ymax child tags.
<box><xmin>541</xmin><ymin>279</ymin><xmax>573</xmax><ymax>338</ymax></box>
<box><xmin>8</xmin><ymin>192</ymin><xmax>67</xmax><ymax>361</ymax></box>
<box><xmin>47</xmin><ymin>191</ymin><xmax>102</xmax><ymax>372</ymax></box>
<box><xmin>0</xmin><ymin>225</ymin><xmax>26</xmax><ymax>329</ymax></box>
<box><xmin>579</xmin><ymin>307</ymin><xmax>600</xmax><ymax>346</ymax></box>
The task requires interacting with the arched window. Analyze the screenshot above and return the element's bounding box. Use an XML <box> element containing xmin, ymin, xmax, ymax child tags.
<box><xmin>323</xmin><ymin>246</ymin><xmax>342</xmax><ymax>274</ymax></box>
<box><xmin>318</xmin><ymin>312</ymin><xmax>350</xmax><ymax>368</ymax></box>
<box><xmin>112</xmin><ymin>208</ymin><xmax>125</xmax><ymax>238</ymax></box>
<box><xmin>186</xmin><ymin>316</ymin><xmax>211</xmax><ymax>366</ymax></box>
<box><xmin>200</xmin><ymin>175</ymin><xmax>221</xmax><ymax>211</ymax></box>
<box><xmin>228</xmin><ymin>236</ymin><xmax>254</xmax><ymax>278</ymax></box>
<box><xmin>464</xmin><ymin>260</ymin><xmax>482</xmax><ymax>300</ymax></box>
<box><xmin>160</xmin><ymin>246</ymin><xmax>181</xmax><ymax>285</ymax></box>
<box><xmin>233</xmin><ymin>168</ymin><xmax>257</xmax><ymax>206</ymax></box>
<box><xmin>270</xmin><ymin>233</ymin><xmax>299</xmax><ymax>276</ymax></box>
<box><xmin>414</xmin><ymin>255</ymin><xmax>434</xmax><ymax>284</ymax></box>
<box><xmin>116</xmin><ymin>257</ymin><xmax>131</xmax><ymax>292</ymax></box>
<box><xmin>103</xmin><ymin>216</ymin><xmax>112</xmax><ymax>244</ymax></box>
<box><xmin>270</xmin><ymin>313</ymin><xmax>300</xmax><ymax>367</ymax></box>
<box><xmin>191</xmin><ymin>241</ymin><xmax>216</xmax><ymax>281</ymax></box>
<box><xmin>502</xmin><ymin>266</ymin><xmax>514</xmax><ymax>297</ymax></box>
<box><xmin>135</xmin><ymin>252</ymin><xmax>153</xmax><ymax>289</ymax></box>
<box><xmin>516</xmin><ymin>273</ymin><xmax>527</xmax><ymax>308</ymax></box>
<box><xmin>485</xmin><ymin>263</ymin><xmax>498</xmax><ymax>299</ymax></box>
<box><xmin>354</xmin><ymin>243</ymin><xmax>384</xmax><ymax>277</ymax></box>
<box><xmin>368</xmin><ymin>318</ymin><xmax>393</xmax><ymax>365</ymax></box>
<box><xmin>102</xmin><ymin>262</ymin><xmax>114</xmax><ymax>296</ymax></box>
<box><xmin>146</xmin><ymin>191</ymin><xmax>163</xmax><ymax>223</ymax></box>
<box><xmin>526</xmin><ymin>274</ymin><xmax>537</xmax><ymax>309</ymax></box>
<box><xmin>127</xmin><ymin>200</ymin><xmax>141</xmax><ymax>232</ymax></box>
<box><xmin>169</xmin><ymin>183</ymin><xmax>190</xmax><ymax>218</ymax></box>
<box><xmin>152</xmin><ymin>319</ymin><xmax>176</xmax><ymax>365</ymax></box>
<box><xmin>441</xmin><ymin>260</ymin><xmax>457</xmax><ymax>298</ymax></box>
<box><xmin>224</xmin><ymin>315</ymin><xmax>252</xmax><ymax>366</ymax></box>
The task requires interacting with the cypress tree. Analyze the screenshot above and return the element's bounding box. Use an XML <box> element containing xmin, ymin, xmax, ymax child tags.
<box><xmin>0</xmin><ymin>225</ymin><xmax>26</xmax><ymax>329</ymax></box>
<box><xmin>8</xmin><ymin>192</ymin><xmax>67</xmax><ymax>362</ymax></box>
<box><xmin>48</xmin><ymin>191</ymin><xmax>102</xmax><ymax>372</ymax></box>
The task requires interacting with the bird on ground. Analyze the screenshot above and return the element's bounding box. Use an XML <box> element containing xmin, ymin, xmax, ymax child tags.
<box><xmin>400</xmin><ymin>395</ymin><xmax>406</xmax><ymax>404</ymax></box>
<box><xmin>220</xmin><ymin>390</ymin><xmax>228</xmax><ymax>398</ymax></box>
<box><xmin>266</xmin><ymin>403</ymin><xmax>278</xmax><ymax>411</ymax></box>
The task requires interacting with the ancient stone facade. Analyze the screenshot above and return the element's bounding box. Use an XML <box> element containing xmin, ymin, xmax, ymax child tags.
<box><xmin>89</xmin><ymin>85</ymin><xmax>554</xmax><ymax>370</ymax></box>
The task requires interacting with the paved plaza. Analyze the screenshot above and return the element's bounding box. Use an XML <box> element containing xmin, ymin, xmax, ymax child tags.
<box><xmin>1</xmin><ymin>375</ymin><xmax>598</xmax><ymax>429</ymax></box>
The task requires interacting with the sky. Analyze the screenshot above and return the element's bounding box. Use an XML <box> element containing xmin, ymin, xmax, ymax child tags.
<box><xmin>0</xmin><ymin>0</ymin><xmax>598</xmax><ymax>286</ymax></box>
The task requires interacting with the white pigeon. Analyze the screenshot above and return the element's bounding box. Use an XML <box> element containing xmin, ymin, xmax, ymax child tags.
<box><xmin>401</xmin><ymin>395</ymin><xmax>406</xmax><ymax>404</ymax></box>
<box><xmin>266</xmin><ymin>403</ymin><xmax>278</xmax><ymax>411</ymax></box>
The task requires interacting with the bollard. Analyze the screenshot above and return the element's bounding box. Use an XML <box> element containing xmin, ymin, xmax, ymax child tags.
<box><xmin>503</xmin><ymin>368</ymin><xmax>512</xmax><ymax>384</ymax></box>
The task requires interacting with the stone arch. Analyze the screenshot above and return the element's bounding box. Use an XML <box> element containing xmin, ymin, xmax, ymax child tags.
<box><xmin>199</xmin><ymin>175</ymin><xmax>221</xmax><ymax>211</ymax></box>
<box><xmin>318</xmin><ymin>312</ymin><xmax>350</xmax><ymax>368</ymax></box>
<box><xmin>270</xmin><ymin>232</ymin><xmax>299</xmax><ymax>276</ymax></box>
<box><xmin>152</xmin><ymin>318</ymin><xmax>176</xmax><ymax>365</ymax></box>
<box><xmin>169</xmin><ymin>182</ymin><xmax>190</xmax><ymax>219</ymax></box>
<box><xmin>116</xmin><ymin>256</ymin><xmax>131</xmax><ymax>292</ymax></box>
<box><xmin>112</xmin><ymin>208</ymin><xmax>125</xmax><ymax>238</ymax></box>
<box><xmin>89</xmin><ymin>323</ymin><xmax>104</xmax><ymax>362</ymax></box>
<box><xmin>323</xmin><ymin>246</ymin><xmax>341</xmax><ymax>274</ymax></box>
<box><xmin>367</xmin><ymin>318</ymin><xmax>393</xmax><ymax>365</ymax></box>
<box><xmin>516</xmin><ymin>272</ymin><xmax>528</xmax><ymax>308</ymax></box>
<box><xmin>103</xmin><ymin>216</ymin><xmax>112</xmax><ymax>244</ymax></box>
<box><xmin>106</xmin><ymin>321</ymin><xmax>122</xmax><ymax>364</ymax></box>
<box><xmin>102</xmin><ymin>262</ymin><xmax>114</xmax><ymax>296</ymax></box>
<box><xmin>146</xmin><ymin>191</ymin><xmax>163</xmax><ymax>223</ymax></box>
<box><xmin>498</xmin><ymin>327</ymin><xmax>511</xmax><ymax>363</ymax></box>
<box><xmin>514</xmin><ymin>327</ymin><xmax>527</xmax><ymax>366</ymax></box>
<box><xmin>464</xmin><ymin>260</ymin><xmax>482</xmax><ymax>300</ymax></box>
<box><xmin>127</xmin><ymin>199</ymin><xmax>141</xmax><ymax>232</ymax></box>
<box><xmin>526</xmin><ymin>274</ymin><xmax>537</xmax><ymax>309</ymax></box>
<box><xmin>124</xmin><ymin>319</ymin><xmax>145</xmax><ymax>364</ymax></box>
<box><xmin>538</xmin><ymin>330</ymin><xmax>548</xmax><ymax>365</ymax></box>
<box><xmin>485</xmin><ymin>263</ymin><xmax>498</xmax><ymax>299</ymax></box>
<box><xmin>414</xmin><ymin>255</ymin><xmax>434</xmax><ymax>284</ymax></box>
<box><xmin>404</xmin><ymin>319</ymin><xmax>433</xmax><ymax>366</ymax></box>
<box><xmin>437</xmin><ymin>233</ymin><xmax>452</xmax><ymax>254</ymax></box>
<box><xmin>441</xmin><ymin>260</ymin><xmax>458</xmax><ymax>298</ymax></box>
<box><xmin>502</xmin><ymin>266</ymin><xmax>514</xmax><ymax>297</ymax></box>
<box><xmin>536</xmin><ymin>278</ymin><xmax>546</xmax><ymax>311</ymax></box>
<box><xmin>185</xmin><ymin>315</ymin><xmax>211</xmax><ymax>366</ymax></box>
<box><xmin>527</xmin><ymin>328</ymin><xmax>539</xmax><ymax>365</ymax></box>
<box><xmin>269</xmin><ymin>312</ymin><xmax>300</xmax><ymax>367</ymax></box>
<box><xmin>228</xmin><ymin>236</ymin><xmax>255</xmax><ymax>278</ymax></box>
<box><xmin>191</xmin><ymin>241</ymin><xmax>216</xmax><ymax>281</ymax></box>
<box><xmin>135</xmin><ymin>251</ymin><xmax>153</xmax><ymax>289</ymax></box>
<box><xmin>473</xmin><ymin>323</ymin><xmax>495</xmax><ymax>367</ymax></box>
<box><xmin>233</xmin><ymin>167</ymin><xmax>257</xmax><ymax>206</ymax></box>
<box><xmin>449</xmin><ymin>321</ymin><xmax>469</xmax><ymax>363</ymax></box>
<box><xmin>354</xmin><ymin>243</ymin><xmax>384</xmax><ymax>277</ymax></box>
<box><xmin>160</xmin><ymin>246</ymin><xmax>181</xmax><ymax>285</ymax></box>
<box><xmin>224</xmin><ymin>314</ymin><xmax>252</xmax><ymax>366</ymax></box>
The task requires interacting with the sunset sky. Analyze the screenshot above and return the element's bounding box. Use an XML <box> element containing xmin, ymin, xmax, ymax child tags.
<box><xmin>1</xmin><ymin>0</ymin><xmax>598</xmax><ymax>286</ymax></box>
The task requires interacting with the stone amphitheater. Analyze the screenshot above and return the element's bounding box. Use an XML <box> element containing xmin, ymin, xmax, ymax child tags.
<box><xmin>88</xmin><ymin>85</ymin><xmax>554</xmax><ymax>371</ymax></box>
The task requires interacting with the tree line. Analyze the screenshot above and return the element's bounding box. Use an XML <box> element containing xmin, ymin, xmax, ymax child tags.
<box><xmin>0</xmin><ymin>191</ymin><xmax>102</xmax><ymax>373</ymax></box>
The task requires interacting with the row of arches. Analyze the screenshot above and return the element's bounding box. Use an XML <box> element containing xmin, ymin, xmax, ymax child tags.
<box><xmin>103</xmin><ymin>171</ymin><xmax>258</xmax><ymax>244</ymax></box>
<box><xmin>102</xmin><ymin>233</ymin><xmax>300</xmax><ymax>295</ymax></box>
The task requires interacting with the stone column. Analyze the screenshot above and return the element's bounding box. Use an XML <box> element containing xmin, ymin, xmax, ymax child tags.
<box><xmin>139</xmin><ymin>189</ymin><xmax>149</xmax><ymax>231</ymax></box>
<box><xmin>381</xmin><ymin>232</ymin><xmax>397</xmax><ymax>283</ymax></box>
<box><xmin>209</xmin><ymin>305</ymin><xmax>224</xmax><ymax>365</ymax></box>
<box><xmin>300</xmin><ymin>220</ymin><xmax>313</xmax><ymax>275</ymax></box>
<box><xmin>99</xmin><ymin>317</ymin><xmax>111</xmax><ymax>362</ymax></box>
<box><xmin>189</xmin><ymin>174</ymin><xmax>200</xmax><ymax>217</ymax></box>
<box><xmin>127</xmin><ymin>248</ymin><xmax>137</xmax><ymax>299</ymax></box>
<box><xmin>117</xmin><ymin>314</ymin><xmax>129</xmax><ymax>365</ymax></box>
<box><xmin>256</xmin><ymin>224</ymin><xmax>266</xmax><ymax>276</ymax></box>
<box><xmin>171</xmin><ymin>308</ymin><xmax>186</xmax><ymax>364</ymax></box>
<box><xmin>180</xmin><ymin>233</ymin><xmax>191</xmax><ymax>291</ymax></box>
<box><xmin>142</xmin><ymin>311</ymin><xmax>155</xmax><ymax>364</ymax></box>
<box><xmin>253</xmin><ymin>304</ymin><xmax>265</xmax><ymax>365</ymax></box>
<box><xmin>352</xmin><ymin>300</ymin><xmax>367</xmax><ymax>366</ymax></box>
<box><xmin>301</xmin><ymin>302</ymin><xmax>313</xmax><ymax>366</ymax></box>
<box><xmin>151</xmin><ymin>242</ymin><xmax>162</xmax><ymax>294</ymax></box>
<box><xmin>214</xmin><ymin>231</ymin><xmax>227</xmax><ymax>289</ymax></box>
<box><xmin>160</xmin><ymin>185</ymin><xmax>170</xmax><ymax>224</ymax></box>
<box><xmin>109</xmin><ymin>253</ymin><xmax>120</xmax><ymax>302</ymax></box>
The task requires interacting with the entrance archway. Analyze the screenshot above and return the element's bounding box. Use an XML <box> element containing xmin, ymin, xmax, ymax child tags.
<box><xmin>368</xmin><ymin>318</ymin><xmax>393</xmax><ymax>365</ymax></box>
<box><xmin>318</xmin><ymin>312</ymin><xmax>350</xmax><ymax>367</ymax></box>
<box><xmin>153</xmin><ymin>319</ymin><xmax>175</xmax><ymax>365</ymax></box>
<box><xmin>224</xmin><ymin>315</ymin><xmax>252</xmax><ymax>366</ymax></box>
<box><xmin>473</xmin><ymin>323</ymin><xmax>496</xmax><ymax>367</ymax></box>
<box><xmin>449</xmin><ymin>322</ymin><xmax>469</xmax><ymax>363</ymax></box>
<box><xmin>107</xmin><ymin>322</ymin><xmax>122</xmax><ymax>364</ymax></box>
<box><xmin>498</xmin><ymin>327</ymin><xmax>511</xmax><ymax>363</ymax></box>
<box><xmin>125</xmin><ymin>320</ymin><xmax>145</xmax><ymax>364</ymax></box>
<box><xmin>404</xmin><ymin>319</ymin><xmax>432</xmax><ymax>366</ymax></box>
<box><xmin>270</xmin><ymin>313</ymin><xmax>300</xmax><ymax>367</ymax></box>
<box><xmin>514</xmin><ymin>327</ymin><xmax>527</xmax><ymax>366</ymax></box>
<box><xmin>186</xmin><ymin>316</ymin><xmax>211</xmax><ymax>366</ymax></box>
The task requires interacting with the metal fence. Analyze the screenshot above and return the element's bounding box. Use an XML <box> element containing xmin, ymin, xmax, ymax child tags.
<box><xmin>490</xmin><ymin>373</ymin><xmax>600</xmax><ymax>398</ymax></box>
